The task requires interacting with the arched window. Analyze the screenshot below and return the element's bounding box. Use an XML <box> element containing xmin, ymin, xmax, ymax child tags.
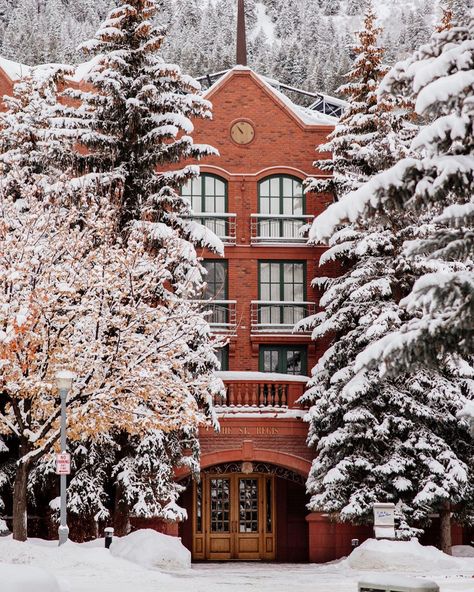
<box><xmin>255</xmin><ymin>176</ymin><xmax>308</xmax><ymax>243</ymax></box>
<box><xmin>182</xmin><ymin>174</ymin><xmax>227</xmax><ymax>213</ymax></box>
<box><xmin>182</xmin><ymin>174</ymin><xmax>231</xmax><ymax>240</ymax></box>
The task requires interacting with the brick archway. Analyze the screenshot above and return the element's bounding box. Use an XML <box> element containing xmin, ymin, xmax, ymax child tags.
<box><xmin>176</xmin><ymin>448</ymin><xmax>311</xmax><ymax>480</ymax></box>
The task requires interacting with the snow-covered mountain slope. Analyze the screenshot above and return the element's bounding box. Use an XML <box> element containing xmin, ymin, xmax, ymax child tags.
<box><xmin>0</xmin><ymin>0</ymin><xmax>471</xmax><ymax>99</ymax></box>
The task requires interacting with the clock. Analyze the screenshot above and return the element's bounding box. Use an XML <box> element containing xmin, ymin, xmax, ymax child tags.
<box><xmin>230</xmin><ymin>120</ymin><xmax>255</xmax><ymax>145</ymax></box>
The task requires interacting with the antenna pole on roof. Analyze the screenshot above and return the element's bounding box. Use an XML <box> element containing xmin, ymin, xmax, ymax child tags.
<box><xmin>237</xmin><ymin>0</ymin><xmax>248</xmax><ymax>66</ymax></box>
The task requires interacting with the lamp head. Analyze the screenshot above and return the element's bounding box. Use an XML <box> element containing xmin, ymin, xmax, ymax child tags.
<box><xmin>56</xmin><ymin>370</ymin><xmax>76</xmax><ymax>391</ymax></box>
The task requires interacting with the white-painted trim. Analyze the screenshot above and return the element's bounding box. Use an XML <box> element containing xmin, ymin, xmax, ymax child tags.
<box><xmin>199</xmin><ymin>164</ymin><xmax>331</xmax><ymax>179</ymax></box>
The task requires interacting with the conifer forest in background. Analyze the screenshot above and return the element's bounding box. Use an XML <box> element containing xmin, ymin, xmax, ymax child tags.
<box><xmin>0</xmin><ymin>0</ymin><xmax>471</xmax><ymax>100</ymax></box>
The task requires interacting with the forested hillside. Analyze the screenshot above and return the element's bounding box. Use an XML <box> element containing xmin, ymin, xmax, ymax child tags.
<box><xmin>0</xmin><ymin>0</ymin><xmax>471</xmax><ymax>98</ymax></box>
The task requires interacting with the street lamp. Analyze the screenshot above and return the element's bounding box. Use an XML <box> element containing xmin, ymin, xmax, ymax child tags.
<box><xmin>56</xmin><ymin>370</ymin><xmax>75</xmax><ymax>547</ymax></box>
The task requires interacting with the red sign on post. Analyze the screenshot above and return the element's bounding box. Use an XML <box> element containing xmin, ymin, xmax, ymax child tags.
<box><xmin>56</xmin><ymin>453</ymin><xmax>71</xmax><ymax>475</ymax></box>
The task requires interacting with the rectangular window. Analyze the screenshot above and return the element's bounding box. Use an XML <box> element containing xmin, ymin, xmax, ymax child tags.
<box><xmin>202</xmin><ymin>260</ymin><xmax>228</xmax><ymax>326</ymax></box>
<box><xmin>215</xmin><ymin>345</ymin><xmax>229</xmax><ymax>371</ymax></box>
<box><xmin>258</xmin><ymin>261</ymin><xmax>306</xmax><ymax>327</ymax></box>
<box><xmin>259</xmin><ymin>345</ymin><xmax>307</xmax><ymax>375</ymax></box>
<box><xmin>203</xmin><ymin>260</ymin><xmax>227</xmax><ymax>300</ymax></box>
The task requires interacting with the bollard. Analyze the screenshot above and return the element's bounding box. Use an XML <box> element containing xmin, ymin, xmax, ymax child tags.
<box><xmin>104</xmin><ymin>527</ymin><xmax>114</xmax><ymax>549</ymax></box>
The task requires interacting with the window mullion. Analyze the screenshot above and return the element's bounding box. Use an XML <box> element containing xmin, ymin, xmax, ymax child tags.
<box><xmin>279</xmin><ymin>346</ymin><xmax>284</xmax><ymax>374</ymax></box>
<box><xmin>280</xmin><ymin>263</ymin><xmax>284</xmax><ymax>324</ymax></box>
<box><xmin>201</xmin><ymin>176</ymin><xmax>205</xmax><ymax>213</ymax></box>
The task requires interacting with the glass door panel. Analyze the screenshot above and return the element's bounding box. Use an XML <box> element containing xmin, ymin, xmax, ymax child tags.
<box><xmin>239</xmin><ymin>479</ymin><xmax>259</xmax><ymax>533</ymax></box>
<box><xmin>210</xmin><ymin>478</ymin><xmax>231</xmax><ymax>533</ymax></box>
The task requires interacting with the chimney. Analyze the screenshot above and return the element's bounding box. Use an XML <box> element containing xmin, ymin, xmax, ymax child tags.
<box><xmin>237</xmin><ymin>0</ymin><xmax>248</xmax><ymax>66</ymax></box>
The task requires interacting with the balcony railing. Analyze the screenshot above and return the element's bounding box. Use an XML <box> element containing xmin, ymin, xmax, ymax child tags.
<box><xmin>194</xmin><ymin>300</ymin><xmax>237</xmax><ymax>332</ymax></box>
<box><xmin>215</xmin><ymin>373</ymin><xmax>308</xmax><ymax>409</ymax></box>
<box><xmin>250</xmin><ymin>214</ymin><xmax>313</xmax><ymax>244</ymax></box>
<box><xmin>188</xmin><ymin>213</ymin><xmax>237</xmax><ymax>245</ymax></box>
<box><xmin>251</xmin><ymin>301</ymin><xmax>316</xmax><ymax>333</ymax></box>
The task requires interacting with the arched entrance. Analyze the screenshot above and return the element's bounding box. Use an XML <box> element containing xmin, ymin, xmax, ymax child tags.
<box><xmin>178</xmin><ymin>461</ymin><xmax>309</xmax><ymax>562</ymax></box>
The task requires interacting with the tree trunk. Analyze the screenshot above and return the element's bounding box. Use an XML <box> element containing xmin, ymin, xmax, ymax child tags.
<box><xmin>440</xmin><ymin>503</ymin><xmax>452</xmax><ymax>555</ymax></box>
<box><xmin>113</xmin><ymin>480</ymin><xmax>131</xmax><ymax>537</ymax></box>
<box><xmin>12</xmin><ymin>459</ymin><xmax>31</xmax><ymax>541</ymax></box>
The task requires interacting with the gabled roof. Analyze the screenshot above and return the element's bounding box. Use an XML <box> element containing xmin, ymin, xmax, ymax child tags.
<box><xmin>0</xmin><ymin>57</ymin><xmax>341</xmax><ymax>128</ymax></box>
<box><xmin>203</xmin><ymin>66</ymin><xmax>338</xmax><ymax>128</ymax></box>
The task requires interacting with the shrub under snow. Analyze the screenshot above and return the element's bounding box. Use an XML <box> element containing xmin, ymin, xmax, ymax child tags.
<box><xmin>110</xmin><ymin>529</ymin><xmax>191</xmax><ymax>570</ymax></box>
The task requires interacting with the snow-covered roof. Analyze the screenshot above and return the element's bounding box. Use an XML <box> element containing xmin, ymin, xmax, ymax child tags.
<box><xmin>0</xmin><ymin>56</ymin><xmax>340</xmax><ymax>127</ymax></box>
<box><xmin>215</xmin><ymin>406</ymin><xmax>306</xmax><ymax>419</ymax></box>
<box><xmin>0</xmin><ymin>56</ymin><xmax>31</xmax><ymax>81</ymax></box>
<box><xmin>0</xmin><ymin>54</ymin><xmax>101</xmax><ymax>86</ymax></box>
<box><xmin>203</xmin><ymin>66</ymin><xmax>339</xmax><ymax>126</ymax></box>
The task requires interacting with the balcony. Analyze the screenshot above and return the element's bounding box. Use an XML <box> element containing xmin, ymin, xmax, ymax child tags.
<box><xmin>215</xmin><ymin>372</ymin><xmax>308</xmax><ymax>411</ymax></box>
<box><xmin>194</xmin><ymin>299</ymin><xmax>237</xmax><ymax>333</ymax></box>
<box><xmin>188</xmin><ymin>213</ymin><xmax>237</xmax><ymax>245</ymax></box>
<box><xmin>250</xmin><ymin>214</ymin><xmax>313</xmax><ymax>245</ymax></box>
<box><xmin>251</xmin><ymin>301</ymin><xmax>316</xmax><ymax>334</ymax></box>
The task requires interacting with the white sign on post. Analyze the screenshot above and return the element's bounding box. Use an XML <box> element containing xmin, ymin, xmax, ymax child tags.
<box><xmin>373</xmin><ymin>502</ymin><xmax>396</xmax><ymax>539</ymax></box>
<box><xmin>56</xmin><ymin>453</ymin><xmax>71</xmax><ymax>475</ymax></box>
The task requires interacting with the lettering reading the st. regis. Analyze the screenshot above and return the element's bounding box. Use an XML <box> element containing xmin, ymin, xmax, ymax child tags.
<box><xmin>205</xmin><ymin>426</ymin><xmax>280</xmax><ymax>436</ymax></box>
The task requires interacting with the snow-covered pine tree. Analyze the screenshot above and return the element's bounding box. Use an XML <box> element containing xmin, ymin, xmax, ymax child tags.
<box><xmin>58</xmin><ymin>0</ymin><xmax>221</xmax><ymax>262</ymax></box>
<box><xmin>52</xmin><ymin>0</ymin><xmax>225</xmax><ymax>535</ymax></box>
<box><xmin>301</xmin><ymin>6</ymin><xmax>474</xmax><ymax>551</ymax></box>
<box><xmin>306</xmin><ymin>5</ymin><xmax>388</xmax><ymax>200</ymax></box>
<box><xmin>311</xmin><ymin>12</ymin><xmax>474</xmax><ymax>376</ymax></box>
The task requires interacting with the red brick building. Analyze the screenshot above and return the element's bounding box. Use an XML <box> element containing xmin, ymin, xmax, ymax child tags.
<box><xmin>167</xmin><ymin>65</ymin><xmax>375</xmax><ymax>563</ymax></box>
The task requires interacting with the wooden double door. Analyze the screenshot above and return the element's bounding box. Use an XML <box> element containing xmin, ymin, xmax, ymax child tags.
<box><xmin>193</xmin><ymin>473</ymin><xmax>276</xmax><ymax>560</ymax></box>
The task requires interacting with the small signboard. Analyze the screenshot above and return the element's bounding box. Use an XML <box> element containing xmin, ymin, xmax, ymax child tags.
<box><xmin>56</xmin><ymin>453</ymin><xmax>71</xmax><ymax>475</ymax></box>
<box><xmin>373</xmin><ymin>503</ymin><xmax>396</xmax><ymax>539</ymax></box>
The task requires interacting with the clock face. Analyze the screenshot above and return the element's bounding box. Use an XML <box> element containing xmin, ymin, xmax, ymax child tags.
<box><xmin>230</xmin><ymin>120</ymin><xmax>255</xmax><ymax>145</ymax></box>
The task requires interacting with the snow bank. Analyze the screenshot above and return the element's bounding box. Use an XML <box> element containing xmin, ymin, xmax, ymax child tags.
<box><xmin>110</xmin><ymin>529</ymin><xmax>191</xmax><ymax>570</ymax></box>
<box><xmin>0</xmin><ymin>564</ymin><xmax>61</xmax><ymax>592</ymax></box>
<box><xmin>346</xmin><ymin>539</ymin><xmax>463</xmax><ymax>572</ymax></box>
<box><xmin>452</xmin><ymin>545</ymin><xmax>474</xmax><ymax>558</ymax></box>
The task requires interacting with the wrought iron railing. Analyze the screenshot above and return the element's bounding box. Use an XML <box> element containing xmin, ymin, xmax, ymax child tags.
<box><xmin>251</xmin><ymin>300</ymin><xmax>316</xmax><ymax>333</ymax></box>
<box><xmin>188</xmin><ymin>213</ymin><xmax>237</xmax><ymax>245</ymax></box>
<box><xmin>250</xmin><ymin>214</ymin><xmax>313</xmax><ymax>244</ymax></box>
<box><xmin>194</xmin><ymin>300</ymin><xmax>237</xmax><ymax>332</ymax></box>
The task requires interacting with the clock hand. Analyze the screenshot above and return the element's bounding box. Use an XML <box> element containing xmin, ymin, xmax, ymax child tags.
<box><xmin>237</xmin><ymin>126</ymin><xmax>244</xmax><ymax>134</ymax></box>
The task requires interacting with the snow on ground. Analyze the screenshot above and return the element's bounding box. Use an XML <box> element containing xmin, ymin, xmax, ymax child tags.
<box><xmin>1</xmin><ymin>563</ymin><xmax>61</xmax><ymax>592</ymax></box>
<box><xmin>1</xmin><ymin>535</ymin><xmax>474</xmax><ymax>592</ymax></box>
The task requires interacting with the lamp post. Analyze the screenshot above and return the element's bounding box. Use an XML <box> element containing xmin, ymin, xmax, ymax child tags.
<box><xmin>56</xmin><ymin>370</ymin><xmax>75</xmax><ymax>547</ymax></box>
